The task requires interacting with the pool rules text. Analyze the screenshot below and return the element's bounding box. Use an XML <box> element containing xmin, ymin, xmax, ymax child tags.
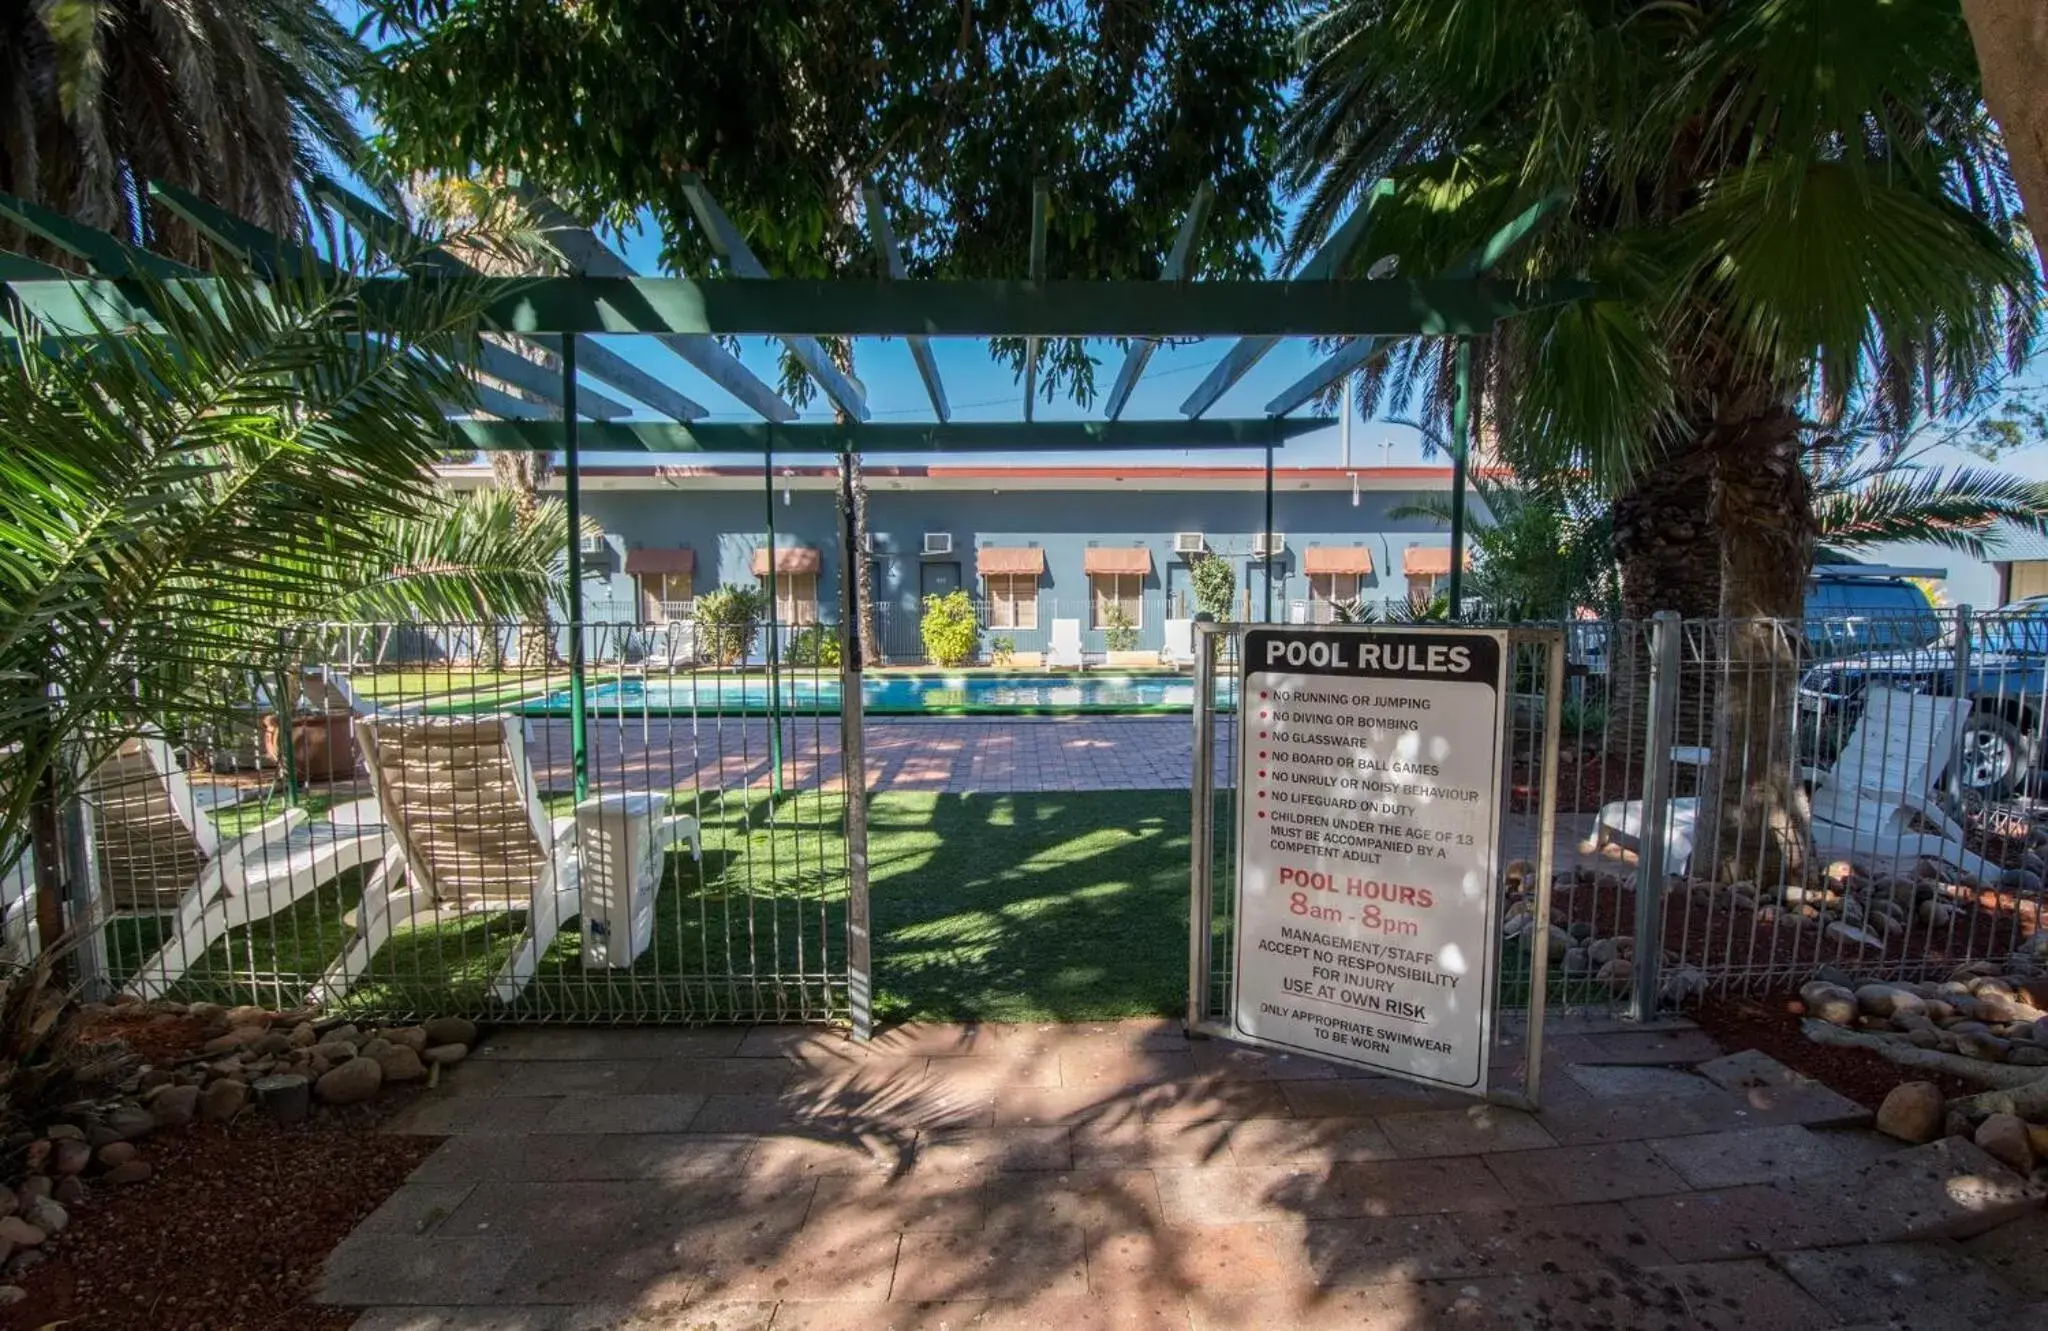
<box><xmin>1233</xmin><ymin>626</ymin><xmax>1508</xmax><ymax>1090</ymax></box>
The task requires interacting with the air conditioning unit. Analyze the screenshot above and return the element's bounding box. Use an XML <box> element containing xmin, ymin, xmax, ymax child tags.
<box><xmin>1253</xmin><ymin>531</ymin><xmax>1286</xmax><ymax>558</ymax></box>
<box><xmin>579</xmin><ymin>531</ymin><xmax>607</xmax><ymax>556</ymax></box>
<box><xmin>922</xmin><ymin>532</ymin><xmax>954</xmax><ymax>556</ymax></box>
<box><xmin>860</xmin><ymin>531</ymin><xmax>877</xmax><ymax>555</ymax></box>
<box><xmin>1173</xmin><ymin>532</ymin><xmax>1207</xmax><ymax>556</ymax></box>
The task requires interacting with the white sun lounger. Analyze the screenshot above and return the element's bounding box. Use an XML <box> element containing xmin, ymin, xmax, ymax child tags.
<box><xmin>1162</xmin><ymin>619</ymin><xmax>1196</xmax><ymax>669</ymax></box>
<box><xmin>1047</xmin><ymin>619</ymin><xmax>1085</xmax><ymax>670</ymax></box>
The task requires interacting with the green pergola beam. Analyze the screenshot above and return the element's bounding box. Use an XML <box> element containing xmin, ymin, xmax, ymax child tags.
<box><xmin>3</xmin><ymin>273</ymin><xmax>1586</xmax><ymax>339</ymax></box>
<box><xmin>1443</xmin><ymin>191</ymin><xmax>1569</xmax><ymax>279</ymax></box>
<box><xmin>313</xmin><ymin>178</ymin><xmax>704</xmax><ymax>422</ymax></box>
<box><xmin>475</xmin><ymin>339</ymin><xmax>631</xmax><ymax>419</ymax></box>
<box><xmin>514</xmin><ymin>185</ymin><xmax>793</xmax><ymax>422</ymax></box>
<box><xmin>679</xmin><ymin>174</ymin><xmax>870</xmax><ymax>421</ymax></box>
<box><xmin>148</xmin><ymin>180</ymin><xmax>323</xmax><ymax>280</ymax></box>
<box><xmin>1179</xmin><ymin>179</ymin><xmax>1399</xmax><ymax>419</ymax></box>
<box><xmin>1106</xmin><ymin>183</ymin><xmax>1213</xmax><ymax>421</ymax></box>
<box><xmin>0</xmin><ymin>192</ymin><xmax>202</xmax><ymax>278</ymax></box>
<box><xmin>1264</xmin><ymin>337</ymin><xmax>1385</xmax><ymax>417</ymax></box>
<box><xmin>862</xmin><ymin>182</ymin><xmax>949</xmax><ymax>421</ymax></box>
<box><xmin>454</xmin><ymin>416</ymin><xmax>1332</xmax><ymax>454</ymax></box>
<box><xmin>1023</xmin><ymin>178</ymin><xmax>1049</xmax><ymax>423</ymax></box>
<box><xmin>0</xmin><ymin>250</ymin><xmax>67</xmax><ymax>279</ymax></box>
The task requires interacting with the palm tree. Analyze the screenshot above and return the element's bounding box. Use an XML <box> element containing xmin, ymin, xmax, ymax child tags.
<box><xmin>1283</xmin><ymin>0</ymin><xmax>2039</xmax><ymax>883</ymax></box>
<box><xmin>0</xmin><ymin>244</ymin><xmax>509</xmax><ymax>921</ymax></box>
<box><xmin>0</xmin><ymin>1</ymin><xmax>368</xmax><ymax>265</ymax></box>
<box><xmin>1962</xmin><ymin>0</ymin><xmax>2048</xmax><ymax>269</ymax></box>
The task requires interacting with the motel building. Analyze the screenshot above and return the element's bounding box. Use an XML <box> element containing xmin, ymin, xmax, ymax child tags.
<box><xmin>443</xmin><ymin>459</ymin><xmax>1481</xmax><ymax>663</ymax></box>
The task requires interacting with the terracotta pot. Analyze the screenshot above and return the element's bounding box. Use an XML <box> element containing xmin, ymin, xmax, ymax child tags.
<box><xmin>261</xmin><ymin>714</ymin><xmax>358</xmax><ymax>783</ymax></box>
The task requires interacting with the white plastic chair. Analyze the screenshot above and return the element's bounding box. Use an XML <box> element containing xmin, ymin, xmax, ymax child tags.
<box><xmin>1047</xmin><ymin>619</ymin><xmax>1085</xmax><ymax>670</ymax></box>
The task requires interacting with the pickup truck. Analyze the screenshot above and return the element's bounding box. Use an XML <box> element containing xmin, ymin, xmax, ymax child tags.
<box><xmin>1797</xmin><ymin>595</ymin><xmax>2047</xmax><ymax>798</ymax></box>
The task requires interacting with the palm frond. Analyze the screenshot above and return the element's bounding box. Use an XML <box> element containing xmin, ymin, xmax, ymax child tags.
<box><xmin>1814</xmin><ymin>466</ymin><xmax>2048</xmax><ymax>559</ymax></box>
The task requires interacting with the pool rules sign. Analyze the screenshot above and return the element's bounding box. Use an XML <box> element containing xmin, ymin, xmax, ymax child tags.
<box><xmin>1233</xmin><ymin>626</ymin><xmax>1509</xmax><ymax>1091</ymax></box>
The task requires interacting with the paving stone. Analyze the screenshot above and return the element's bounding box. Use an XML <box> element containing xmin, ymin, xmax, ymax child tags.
<box><xmin>1482</xmin><ymin>1141</ymin><xmax>1690</xmax><ymax>1206</ymax></box>
<box><xmin>559</xmin><ymin>1303</ymin><xmax>776</xmax><ymax>1331</ymax></box>
<box><xmin>922</xmin><ymin>1054</ymin><xmax>1064</xmax><ymax>1094</ymax></box>
<box><xmin>1013</xmin><ymin>1020</ymin><xmax>1190</xmax><ymax>1053</ymax></box>
<box><xmin>318</xmin><ymin>1237</ymin><xmax>535</xmax><ymax>1306</ymax></box>
<box><xmin>509</xmin><ymin>1235</ymin><xmax>702</xmax><ymax>1307</ymax></box>
<box><xmin>1153</xmin><ymin>1165</ymin><xmax>1315</xmax><ymax>1227</ymax></box>
<box><xmin>918</xmin><ymin>1126</ymin><xmax>1073</xmax><ymax>1173</ymax></box>
<box><xmin>1448</xmin><ymin>1201</ymin><xmax>1675</xmax><ymax>1276</ymax></box>
<box><xmin>1135</xmin><ymin>1077</ymin><xmax>1291</xmax><ymax>1124</ymax></box>
<box><xmin>1071</xmin><ymin>1121</ymin><xmax>1236</xmax><ymax>1169</ymax></box>
<box><xmin>730</xmin><ymin>1024</ymin><xmax>872</xmax><ymax>1063</ymax></box>
<box><xmin>1183</xmin><ymin>1284</ymin><xmax>1421</xmax><ymax>1330</ymax></box>
<box><xmin>1820</xmin><ymin>1303</ymin><xmax>2048</xmax><ymax>1331</ymax></box>
<box><xmin>1779</xmin><ymin>1241</ymin><xmax>2025</xmax><ymax>1323</ymax></box>
<box><xmin>1189</xmin><ymin>1041</ymin><xmax>1357</xmax><ymax>1081</ymax></box>
<box><xmin>984</xmin><ymin>1170</ymin><xmax>1164</xmax><ymax>1234</ymax></box>
<box><xmin>893</xmin><ymin>1221</ymin><xmax>1090</xmax><ymax>1303</ymax></box>
<box><xmin>1648</xmin><ymin>1259</ymin><xmax>1835</xmax><ymax>1331</ymax></box>
<box><xmin>1059</xmin><ymin>1047</ymin><xmax>1197</xmax><ymax>1087</ymax></box>
<box><xmin>354</xmin><ymin>1184</ymin><xmax>477</xmax><ymax>1237</ymax></box>
<box><xmin>386</xmin><ymin>1097</ymin><xmax>563</xmax><ymax>1137</ymax></box>
<box><xmin>471</xmin><ymin>1028</ymin><xmax>746</xmax><ymax>1061</ymax></box>
<box><xmin>633</xmin><ymin>1058</ymin><xmax>800</xmax><ymax>1097</ymax></box>
<box><xmin>488</xmin><ymin>1061</ymin><xmax>653</xmax><ymax>1097</ymax></box>
<box><xmin>771</xmin><ymin>1292</ymin><xmax>1193</xmax><ymax>1330</ymax></box>
<box><xmin>1563</xmin><ymin>1063</ymin><xmax>1725</xmax><ymax>1101</ymax></box>
<box><xmin>441</xmin><ymin>1180</ymin><xmax>677</xmax><ymax>1241</ymax></box>
<box><xmin>1647</xmin><ymin>1125</ymin><xmax>1898</xmax><ymax>1190</ymax></box>
<box><xmin>1279</xmin><ymin>1079</ymin><xmax>1461</xmax><ymax>1119</ymax></box>
<box><xmin>1297</xmin><ymin>1214</ymin><xmax>1477</xmax><ymax>1285</ymax></box>
<box><xmin>1374</xmin><ymin>1106</ymin><xmax>1557</xmax><ymax>1159</ymax></box>
<box><xmin>866</xmin><ymin>1022</ymin><xmax>1008</xmax><ymax>1058</ymax></box>
<box><xmin>812</xmin><ymin>1169</ymin><xmax>990</xmax><ymax>1231</ymax></box>
<box><xmin>994</xmin><ymin>1084</ymin><xmax>1147</xmax><ymax>1129</ymax></box>
<box><xmin>743</xmin><ymin>1133</ymin><xmax>915</xmax><ymax>1179</ymax></box>
<box><xmin>1623</xmin><ymin>1186</ymin><xmax>1874</xmax><ymax>1263</ymax></box>
<box><xmin>1789</xmin><ymin>1136</ymin><xmax>2045</xmax><ymax>1242</ymax></box>
<box><xmin>1220</xmin><ymin>1115</ymin><xmax>1398</xmax><ymax>1167</ymax></box>
<box><xmin>1693</xmin><ymin>1048</ymin><xmax>1873</xmax><ymax>1126</ymax></box>
<box><xmin>406</xmin><ymin>1134</ymin><xmax>759</xmax><ymax>1185</ymax></box>
<box><xmin>1422</xmin><ymin>1270</ymin><xmax>1700</xmax><ymax>1327</ymax></box>
<box><xmin>1290</xmin><ymin>1157</ymin><xmax>1514</xmax><ymax>1220</ymax></box>
<box><xmin>350</xmin><ymin>1309</ymin><xmax>568</xmax><ymax>1331</ymax></box>
<box><xmin>1531</xmin><ymin>1094</ymin><xmax>1734</xmax><ymax>1146</ymax></box>
<box><xmin>537</xmin><ymin>1094</ymin><xmax>708</xmax><ymax>1135</ymax></box>
<box><xmin>1959</xmin><ymin>1210</ymin><xmax>2048</xmax><ymax>1300</ymax></box>
<box><xmin>1088</xmin><ymin>1220</ymin><xmax>1310</xmax><ymax>1292</ymax></box>
<box><xmin>1552</xmin><ymin>1028</ymin><xmax>1726</xmax><ymax>1065</ymax></box>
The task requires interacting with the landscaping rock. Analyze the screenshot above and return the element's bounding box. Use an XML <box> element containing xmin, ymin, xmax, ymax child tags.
<box><xmin>223</xmin><ymin>1005</ymin><xmax>272</xmax><ymax>1028</ymax></box>
<box><xmin>1974</xmin><ymin>1113</ymin><xmax>2035</xmax><ymax>1175</ymax></box>
<box><xmin>0</xmin><ymin>1219</ymin><xmax>42</xmax><ymax>1248</ymax></box>
<box><xmin>1800</xmin><ymin>980</ymin><xmax>1860</xmax><ymax>1026</ymax></box>
<box><xmin>51</xmin><ymin>1177</ymin><xmax>83</xmax><ymax>1206</ymax></box>
<box><xmin>19</xmin><ymin>1177</ymin><xmax>50</xmax><ymax>1203</ymax></box>
<box><xmin>288</xmin><ymin>1022</ymin><xmax>318</xmax><ymax>1047</ymax></box>
<box><xmin>201</xmin><ymin>1025</ymin><xmax>269</xmax><ymax>1055</ymax></box>
<box><xmin>314</xmin><ymin>1057</ymin><xmax>383</xmax><ymax>1106</ymax></box>
<box><xmin>22</xmin><ymin>1200</ymin><xmax>66</xmax><ymax>1235</ymax></box>
<box><xmin>96</xmin><ymin>1141</ymin><xmax>137</xmax><ymax>1169</ymax></box>
<box><xmin>251</xmin><ymin>1031</ymin><xmax>292</xmax><ymax>1057</ymax></box>
<box><xmin>103</xmin><ymin>1160</ymin><xmax>151</xmax><ymax>1186</ymax></box>
<box><xmin>185</xmin><ymin>1001</ymin><xmax>224</xmax><ymax>1023</ymax></box>
<box><xmin>382</xmin><ymin>1026</ymin><xmax>429</xmax><ymax>1053</ymax></box>
<box><xmin>1957</xmin><ymin>1032</ymin><xmax>2011</xmax><ymax>1062</ymax></box>
<box><xmin>308</xmin><ymin>1040</ymin><xmax>359</xmax><ymax>1063</ymax></box>
<box><xmin>422</xmin><ymin>1016</ymin><xmax>477</xmax><ymax>1048</ymax></box>
<box><xmin>421</xmin><ymin>1043</ymin><xmax>468</xmax><ymax>1067</ymax></box>
<box><xmin>200</xmin><ymin>1077</ymin><xmax>249</xmax><ymax>1123</ymax></box>
<box><xmin>0</xmin><ymin>1186</ymin><xmax>16</xmax><ymax>1218</ymax></box>
<box><xmin>150</xmin><ymin>1084</ymin><xmax>200</xmax><ymax>1128</ymax></box>
<box><xmin>51</xmin><ymin>1139</ymin><xmax>89</xmax><ymax>1176</ymax></box>
<box><xmin>43</xmin><ymin>1124</ymin><xmax>82</xmax><ymax>1143</ymax></box>
<box><xmin>1876</xmin><ymin>1081</ymin><xmax>1945</xmax><ymax>1144</ymax></box>
<box><xmin>1826</xmin><ymin>921</ymin><xmax>1886</xmax><ymax>950</ymax></box>
<box><xmin>0</xmin><ymin>1286</ymin><xmax>22</xmax><ymax>1306</ymax></box>
<box><xmin>253</xmin><ymin>1074</ymin><xmax>310</xmax><ymax>1125</ymax></box>
<box><xmin>1856</xmin><ymin>984</ymin><xmax>1924</xmax><ymax>1018</ymax></box>
<box><xmin>371</xmin><ymin>1045</ymin><xmax>425</xmax><ymax>1083</ymax></box>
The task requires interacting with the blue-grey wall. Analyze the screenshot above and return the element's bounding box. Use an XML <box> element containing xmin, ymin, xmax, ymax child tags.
<box><xmin>576</xmin><ymin>484</ymin><xmax>1457</xmax><ymax>655</ymax></box>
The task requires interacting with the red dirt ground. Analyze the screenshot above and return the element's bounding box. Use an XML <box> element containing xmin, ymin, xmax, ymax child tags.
<box><xmin>1693</xmin><ymin>990</ymin><xmax>1977</xmax><ymax>1108</ymax></box>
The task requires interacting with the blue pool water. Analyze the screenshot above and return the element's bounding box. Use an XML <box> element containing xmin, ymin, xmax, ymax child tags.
<box><xmin>520</xmin><ymin>673</ymin><xmax>1240</xmax><ymax>716</ymax></box>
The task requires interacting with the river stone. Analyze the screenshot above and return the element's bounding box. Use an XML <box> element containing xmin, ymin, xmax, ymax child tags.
<box><xmin>315</xmin><ymin>1057</ymin><xmax>383</xmax><ymax>1106</ymax></box>
<box><xmin>1975</xmin><ymin>1113</ymin><xmax>2035</xmax><ymax>1174</ymax></box>
<box><xmin>150</xmin><ymin>1084</ymin><xmax>200</xmax><ymax>1129</ymax></box>
<box><xmin>96</xmin><ymin>1142</ymin><xmax>137</xmax><ymax>1169</ymax></box>
<box><xmin>43</xmin><ymin>1124</ymin><xmax>82</xmax><ymax>1143</ymax></box>
<box><xmin>1588</xmin><ymin>938</ymin><xmax>1620</xmax><ymax>967</ymax></box>
<box><xmin>50</xmin><ymin>1140</ymin><xmax>89</xmax><ymax>1177</ymax></box>
<box><xmin>1957</xmin><ymin>1031</ymin><xmax>2011</xmax><ymax>1061</ymax></box>
<box><xmin>19</xmin><ymin>1177</ymin><xmax>50</xmax><ymax>1203</ymax></box>
<box><xmin>184</xmin><ymin>1001</ymin><xmax>224</xmax><ymax>1023</ymax></box>
<box><xmin>1800</xmin><ymin>981</ymin><xmax>1860</xmax><ymax>1026</ymax></box>
<box><xmin>288</xmin><ymin>1022</ymin><xmax>318</xmax><ymax>1048</ymax></box>
<box><xmin>371</xmin><ymin>1045</ymin><xmax>425</xmax><ymax>1083</ymax></box>
<box><xmin>0</xmin><ymin>1218</ymin><xmax>43</xmax><ymax>1248</ymax></box>
<box><xmin>0</xmin><ymin>1186</ymin><xmax>16</xmax><ymax>1218</ymax></box>
<box><xmin>382</xmin><ymin>1026</ymin><xmax>429</xmax><ymax>1053</ymax></box>
<box><xmin>2009</xmin><ymin>1045</ymin><xmax>2048</xmax><ymax>1067</ymax></box>
<box><xmin>200</xmin><ymin>1078</ymin><xmax>249</xmax><ymax>1123</ymax></box>
<box><xmin>421</xmin><ymin>1043</ymin><xmax>469</xmax><ymax>1067</ymax></box>
<box><xmin>1826</xmin><ymin>921</ymin><xmax>1886</xmax><ymax>950</ymax></box>
<box><xmin>253</xmin><ymin>1075</ymin><xmax>311</xmax><ymax>1125</ymax></box>
<box><xmin>422</xmin><ymin>1017</ymin><xmax>478</xmax><ymax>1048</ymax></box>
<box><xmin>1562</xmin><ymin>947</ymin><xmax>1590</xmax><ymax>976</ymax></box>
<box><xmin>1876</xmin><ymin>1080</ymin><xmax>1945</xmax><ymax>1143</ymax></box>
<box><xmin>1855</xmin><ymin>984</ymin><xmax>1924</xmax><ymax>1018</ymax></box>
<box><xmin>22</xmin><ymin>1200</ymin><xmax>66</xmax><ymax>1235</ymax></box>
<box><xmin>103</xmin><ymin>1159</ymin><xmax>152</xmax><ymax>1186</ymax></box>
<box><xmin>223</xmin><ymin>1005</ymin><xmax>273</xmax><ymax>1028</ymax></box>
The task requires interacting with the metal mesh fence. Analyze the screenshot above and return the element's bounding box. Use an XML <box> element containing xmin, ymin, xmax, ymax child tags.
<box><xmin>48</xmin><ymin>619</ymin><xmax>853</xmax><ymax>1024</ymax></box>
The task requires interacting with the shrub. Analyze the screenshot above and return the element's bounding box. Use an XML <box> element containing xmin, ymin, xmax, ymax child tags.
<box><xmin>988</xmin><ymin>635</ymin><xmax>1016</xmax><ymax>667</ymax></box>
<box><xmin>696</xmin><ymin>584</ymin><xmax>765</xmax><ymax>667</ymax></box>
<box><xmin>920</xmin><ymin>590</ymin><xmax>981</xmax><ymax>666</ymax></box>
<box><xmin>1102</xmin><ymin>603</ymin><xmax>1139</xmax><ymax>651</ymax></box>
<box><xmin>786</xmin><ymin>624</ymin><xmax>842</xmax><ymax>669</ymax></box>
<box><xmin>1190</xmin><ymin>554</ymin><xmax>1238</xmax><ymax>621</ymax></box>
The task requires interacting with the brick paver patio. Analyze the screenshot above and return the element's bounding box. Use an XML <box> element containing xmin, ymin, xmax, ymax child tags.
<box><xmin>328</xmin><ymin>1018</ymin><xmax>2046</xmax><ymax>1329</ymax></box>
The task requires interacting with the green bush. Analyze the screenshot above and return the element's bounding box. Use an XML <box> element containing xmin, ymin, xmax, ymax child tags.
<box><xmin>696</xmin><ymin>584</ymin><xmax>765</xmax><ymax>667</ymax></box>
<box><xmin>1190</xmin><ymin>554</ymin><xmax>1238</xmax><ymax>621</ymax></box>
<box><xmin>787</xmin><ymin>623</ymin><xmax>842</xmax><ymax>668</ymax></box>
<box><xmin>989</xmin><ymin>635</ymin><xmax>1016</xmax><ymax>667</ymax></box>
<box><xmin>920</xmin><ymin>589</ymin><xmax>981</xmax><ymax>666</ymax></box>
<box><xmin>1102</xmin><ymin>603</ymin><xmax>1139</xmax><ymax>651</ymax></box>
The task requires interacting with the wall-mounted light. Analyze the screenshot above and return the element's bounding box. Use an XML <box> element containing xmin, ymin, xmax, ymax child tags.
<box><xmin>1350</xmin><ymin>472</ymin><xmax>1361</xmax><ymax>508</ymax></box>
<box><xmin>783</xmin><ymin>486</ymin><xmax>792</xmax><ymax>507</ymax></box>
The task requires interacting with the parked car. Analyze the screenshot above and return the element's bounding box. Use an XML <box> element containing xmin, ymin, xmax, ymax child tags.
<box><xmin>1798</xmin><ymin>594</ymin><xmax>2047</xmax><ymax>798</ymax></box>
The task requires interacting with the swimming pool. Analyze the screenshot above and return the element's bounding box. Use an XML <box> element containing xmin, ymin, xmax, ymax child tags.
<box><xmin>519</xmin><ymin>672</ymin><xmax>1241</xmax><ymax>717</ymax></box>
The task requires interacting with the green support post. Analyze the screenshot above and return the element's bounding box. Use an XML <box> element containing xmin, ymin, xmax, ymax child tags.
<box><xmin>563</xmin><ymin>335</ymin><xmax>590</xmax><ymax>801</ymax></box>
<box><xmin>763</xmin><ymin>442</ymin><xmax>785</xmax><ymax>798</ymax></box>
<box><xmin>1262</xmin><ymin>445</ymin><xmax>1275</xmax><ymax>622</ymax></box>
<box><xmin>1447</xmin><ymin>339</ymin><xmax>1473</xmax><ymax>619</ymax></box>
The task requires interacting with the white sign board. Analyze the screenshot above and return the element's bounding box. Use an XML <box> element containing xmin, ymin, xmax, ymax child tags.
<box><xmin>1232</xmin><ymin>626</ymin><xmax>1509</xmax><ymax>1091</ymax></box>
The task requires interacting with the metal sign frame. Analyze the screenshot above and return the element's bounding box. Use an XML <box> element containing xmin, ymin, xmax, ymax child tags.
<box><xmin>1186</xmin><ymin>619</ymin><xmax>1564</xmax><ymax>1110</ymax></box>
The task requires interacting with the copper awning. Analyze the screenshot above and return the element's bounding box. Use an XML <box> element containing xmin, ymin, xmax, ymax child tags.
<box><xmin>1402</xmin><ymin>546</ymin><xmax>1472</xmax><ymax>576</ymax></box>
<box><xmin>1302</xmin><ymin>547</ymin><xmax>1373</xmax><ymax>576</ymax></box>
<box><xmin>1082</xmin><ymin>547</ymin><xmax>1152</xmax><ymax>576</ymax></box>
<box><xmin>622</xmin><ymin>547</ymin><xmax>695</xmax><ymax>576</ymax></box>
<box><xmin>752</xmin><ymin>546</ymin><xmax>822</xmax><ymax>576</ymax></box>
<box><xmin>977</xmin><ymin>547</ymin><xmax>1046</xmax><ymax>576</ymax></box>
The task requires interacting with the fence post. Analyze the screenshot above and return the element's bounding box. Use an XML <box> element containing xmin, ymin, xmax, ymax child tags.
<box><xmin>1950</xmin><ymin>606</ymin><xmax>1972</xmax><ymax>805</ymax></box>
<box><xmin>1630</xmin><ymin>610</ymin><xmax>1683</xmax><ymax>1021</ymax></box>
<box><xmin>1187</xmin><ymin>618</ymin><xmax>1219</xmax><ymax>1031</ymax></box>
<box><xmin>838</xmin><ymin>455</ymin><xmax>873</xmax><ymax>1040</ymax></box>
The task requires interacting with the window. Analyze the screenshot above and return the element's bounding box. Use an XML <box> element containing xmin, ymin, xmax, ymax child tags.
<box><xmin>985</xmin><ymin>574</ymin><xmax>1039</xmax><ymax>629</ymax></box>
<box><xmin>638</xmin><ymin>573</ymin><xmax>694</xmax><ymax>622</ymax></box>
<box><xmin>1407</xmin><ymin>573</ymin><xmax>1448</xmax><ymax>607</ymax></box>
<box><xmin>774</xmin><ymin>572</ymin><xmax>819</xmax><ymax>626</ymax></box>
<box><xmin>1090</xmin><ymin>573</ymin><xmax>1143</xmax><ymax>628</ymax></box>
<box><xmin>1308</xmin><ymin>573</ymin><xmax>1361</xmax><ymax>624</ymax></box>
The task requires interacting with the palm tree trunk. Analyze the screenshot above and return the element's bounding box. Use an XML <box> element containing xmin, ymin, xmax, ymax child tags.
<box><xmin>848</xmin><ymin>451</ymin><xmax>882</xmax><ymax>664</ymax></box>
<box><xmin>1962</xmin><ymin>1</ymin><xmax>2048</xmax><ymax>270</ymax></box>
<box><xmin>1698</xmin><ymin>400</ymin><xmax>1817</xmax><ymax>886</ymax></box>
<box><xmin>1608</xmin><ymin>440</ymin><xmax>1720</xmax><ymax>774</ymax></box>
